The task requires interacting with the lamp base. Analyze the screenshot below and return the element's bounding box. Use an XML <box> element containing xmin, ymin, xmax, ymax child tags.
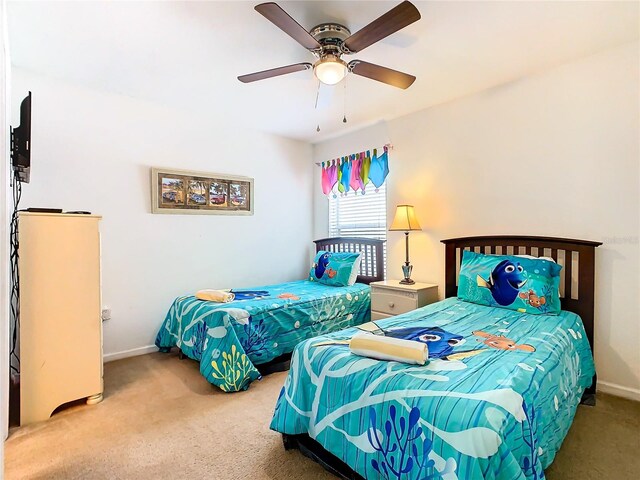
<box><xmin>400</xmin><ymin>263</ymin><xmax>414</xmax><ymax>285</ymax></box>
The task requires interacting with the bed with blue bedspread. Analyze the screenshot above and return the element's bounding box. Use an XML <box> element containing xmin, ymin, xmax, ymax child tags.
<box><xmin>155</xmin><ymin>237</ymin><xmax>385</xmax><ymax>393</ymax></box>
<box><xmin>155</xmin><ymin>280</ymin><xmax>371</xmax><ymax>392</ymax></box>
<box><xmin>271</xmin><ymin>235</ymin><xmax>601</xmax><ymax>479</ymax></box>
<box><xmin>271</xmin><ymin>297</ymin><xmax>594</xmax><ymax>479</ymax></box>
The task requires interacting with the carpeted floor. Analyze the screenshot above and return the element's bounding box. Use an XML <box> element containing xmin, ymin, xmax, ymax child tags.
<box><xmin>5</xmin><ymin>352</ymin><xmax>640</xmax><ymax>479</ymax></box>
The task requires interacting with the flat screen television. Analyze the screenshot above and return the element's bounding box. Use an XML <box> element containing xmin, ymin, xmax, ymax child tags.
<box><xmin>11</xmin><ymin>91</ymin><xmax>31</xmax><ymax>183</ymax></box>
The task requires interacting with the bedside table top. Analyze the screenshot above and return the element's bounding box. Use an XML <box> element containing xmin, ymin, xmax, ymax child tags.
<box><xmin>370</xmin><ymin>280</ymin><xmax>438</xmax><ymax>292</ymax></box>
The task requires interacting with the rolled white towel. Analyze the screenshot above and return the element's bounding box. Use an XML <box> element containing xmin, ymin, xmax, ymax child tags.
<box><xmin>195</xmin><ymin>289</ymin><xmax>235</xmax><ymax>303</ymax></box>
<box><xmin>349</xmin><ymin>332</ymin><xmax>428</xmax><ymax>365</ymax></box>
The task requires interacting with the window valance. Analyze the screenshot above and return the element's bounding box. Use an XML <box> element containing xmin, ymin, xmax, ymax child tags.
<box><xmin>320</xmin><ymin>145</ymin><xmax>390</xmax><ymax>197</ymax></box>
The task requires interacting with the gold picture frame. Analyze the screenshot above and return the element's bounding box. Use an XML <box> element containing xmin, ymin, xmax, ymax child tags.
<box><xmin>151</xmin><ymin>167</ymin><xmax>254</xmax><ymax>215</ymax></box>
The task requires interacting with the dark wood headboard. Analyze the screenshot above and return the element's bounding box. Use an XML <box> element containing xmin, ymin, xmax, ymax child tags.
<box><xmin>441</xmin><ymin>236</ymin><xmax>601</xmax><ymax>396</ymax></box>
<box><xmin>441</xmin><ymin>236</ymin><xmax>602</xmax><ymax>348</ymax></box>
<box><xmin>314</xmin><ymin>237</ymin><xmax>385</xmax><ymax>284</ymax></box>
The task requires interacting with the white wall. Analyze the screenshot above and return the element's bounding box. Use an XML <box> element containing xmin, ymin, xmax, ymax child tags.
<box><xmin>313</xmin><ymin>42</ymin><xmax>640</xmax><ymax>399</ymax></box>
<box><xmin>11</xmin><ymin>68</ymin><xmax>314</xmax><ymax>360</ymax></box>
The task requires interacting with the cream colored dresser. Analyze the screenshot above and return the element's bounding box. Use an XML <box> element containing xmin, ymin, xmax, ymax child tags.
<box><xmin>370</xmin><ymin>280</ymin><xmax>439</xmax><ymax>320</ymax></box>
<box><xmin>19</xmin><ymin>212</ymin><xmax>103</xmax><ymax>425</ymax></box>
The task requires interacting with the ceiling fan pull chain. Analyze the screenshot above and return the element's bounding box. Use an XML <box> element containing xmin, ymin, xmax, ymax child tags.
<box><xmin>343</xmin><ymin>75</ymin><xmax>348</xmax><ymax>124</ymax></box>
<box><xmin>315</xmin><ymin>79</ymin><xmax>321</xmax><ymax>133</ymax></box>
<box><xmin>314</xmin><ymin>79</ymin><xmax>321</xmax><ymax>110</ymax></box>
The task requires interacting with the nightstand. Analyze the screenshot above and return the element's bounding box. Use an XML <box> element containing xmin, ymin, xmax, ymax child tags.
<box><xmin>370</xmin><ymin>280</ymin><xmax>439</xmax><ymax>320</ymax></box>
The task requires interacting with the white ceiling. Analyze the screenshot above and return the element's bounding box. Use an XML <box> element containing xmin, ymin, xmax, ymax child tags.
<box><xmin>8</xmin><ymin>1</ymin><xmax>639</xmax><ymax>143</ymax></box>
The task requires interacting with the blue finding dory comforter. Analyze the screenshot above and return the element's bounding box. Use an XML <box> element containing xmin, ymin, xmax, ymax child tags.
<box><xmin>270</xmin><ymin>298</ymin><xmax>595</xmax><ymax>479</ymax></box>
<box><xmin>155</xmin><ymin>280</ymin><xmax>370</xmax><ymax>392</ymax></box>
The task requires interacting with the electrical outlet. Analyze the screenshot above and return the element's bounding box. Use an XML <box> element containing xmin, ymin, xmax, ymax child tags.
<box><xmin>101</xmin><ymin>307</ymin><xmax>111</xmax><ymax>321</ymax></box>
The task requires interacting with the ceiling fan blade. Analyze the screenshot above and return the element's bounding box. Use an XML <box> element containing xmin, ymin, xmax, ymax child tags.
<box><xmin>349</xmin><ymin>60</ymin><xmax>416</xmax><ymax>89</ymax></box>
<box><xmin>238</xmin><ymin>63</ymin><xmax>312</xmax><ymax>83</ymax></box>
<box><xmin>343</xmin><ymin>1</ymin><xmax>420</xmax><ymax>53</ymax></box>
<box><xmin>255</xmin><ymin>3</ymin><xmax>321</xmax><ymax>50</ymax></box>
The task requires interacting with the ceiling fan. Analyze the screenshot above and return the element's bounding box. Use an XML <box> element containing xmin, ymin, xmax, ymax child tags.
<box><xmin>238</xmin><ymin>1</ymin><xmax>421</xmax><ymax>89</ymax></box>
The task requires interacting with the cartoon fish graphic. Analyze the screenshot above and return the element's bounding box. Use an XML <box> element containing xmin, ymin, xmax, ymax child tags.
<box><xmin>278</xmin><ymin>293</ymin><xmax>300</xmax><ymax>301</ymax></box>
<box><xmin>325</xmin><ymin>268</ymin><xmax>337</xmax><ymax>279</ymax></box>
<box><xmin>313</xmin><ymin>324</ymin><xmax>485</xmax><ymax>361</ymax></box>
<box><xmin>313</xmin><ymin>253</ymin><xmax>331</xmax><ymax>279</ymax></box>
<box><xmin>519</xmin><ymin>289</ymin><xmax>546</xmax><ymax>308</ymax></box>
<box><xmin>473</xmin><ymin>330</ymin><xmax>535</xmax><ymax>352</ymax></box>
<box><xmin>230</xmin><ymin>290</ymin><xmax>270</xmax><ymax>300</ymax></box>
<box><xmin>383</xmin><ymin>326</ymin><xmax>465</xmax><ymax>360</ymax></box>
<box><xmin>476</xmin><ymin>259</ymin><xmax>527</xmax><ymax>306</ymax></box>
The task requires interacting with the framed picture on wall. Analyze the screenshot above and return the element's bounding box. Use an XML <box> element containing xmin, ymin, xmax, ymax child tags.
<box><xmin>151</xmin><ymin>167</ymin><xmax>254</xmax><ymax>215</ymax></box>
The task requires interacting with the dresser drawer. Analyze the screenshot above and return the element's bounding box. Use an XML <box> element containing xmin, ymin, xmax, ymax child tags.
<box><xmin>371</xmin><ymin>291</ymin><xmax>417</xmax><ymax>315</ymax></box>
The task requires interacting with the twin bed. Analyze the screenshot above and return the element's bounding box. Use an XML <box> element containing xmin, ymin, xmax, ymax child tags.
<box><xmin>271</xmin><ymin>235</ymin><xmax>600</xmax><ymax>480</ymax></box>
<box><xmin>155</xmin><ymin>237</ymin><xmax>384</xmax><ymax>392</ymax></box>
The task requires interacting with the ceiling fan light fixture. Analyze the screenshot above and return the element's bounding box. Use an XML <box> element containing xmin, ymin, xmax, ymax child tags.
<box><xmin>314</xmin><ymin>55</ymin><xmax>347</xmax><ymax>85</ymax></box>
<box><xmin>241</xmin><ymin>2</ymin><xmax>420</xmax><ymax>89</ymax></box>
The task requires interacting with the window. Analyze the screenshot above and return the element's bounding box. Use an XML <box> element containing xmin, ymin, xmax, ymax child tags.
<box><xmin>328</xmin><ymin>184</ymin><xmax>387</xmax><ymax>275</ymax></box>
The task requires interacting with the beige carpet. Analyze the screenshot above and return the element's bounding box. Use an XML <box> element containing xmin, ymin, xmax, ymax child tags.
<box><xmin>5</xmin><ymin>352</ymin><xmax>640</xmax><ymax>479</ymax></box>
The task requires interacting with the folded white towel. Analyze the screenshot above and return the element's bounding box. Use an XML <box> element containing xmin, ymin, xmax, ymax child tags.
<box><xmin>349</xmin><ymin>332</ymin><xmax>428</xmax><ymax>365</ymax></box>
<box><xmin>195</xmin><ymin>289</ymin><xmax>235</xmax><ymax>303</ymax></box>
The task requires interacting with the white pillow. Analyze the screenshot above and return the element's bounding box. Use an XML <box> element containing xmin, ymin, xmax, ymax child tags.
<box><xmin>347</xmin><ymin>253</ymin><xmax>363</xmax><ymax>286</ymax></box>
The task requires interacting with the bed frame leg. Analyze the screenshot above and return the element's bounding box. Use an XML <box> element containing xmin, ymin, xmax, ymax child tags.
<box><xmin>281</xmin><ymin>433</ymin><xmax>365</xmax><ymax>480</ymax></box>
<box><xmin>581</xmin><ymin>391</ymin><xmax>596</xmax><ymax>406</ymax></box>
<box><xmin>178</xmin><ymin>350</ymin><xmax>185</xmax><ymax>360</ymax></box>
<box><xmin>581</xmin><ymin>375</ymin><xmax>597</xmax><ymax>406</ymax></box>
<box><xmin>282</xmin><ymin>434</ymin><xmax>296</xmax><ymax>451</ymax></box>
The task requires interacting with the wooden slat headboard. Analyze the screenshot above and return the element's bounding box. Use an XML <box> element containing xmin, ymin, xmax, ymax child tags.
<box><xmin>441</xmin><ymin>236</ymin><xmax>602</xmax><ymax>399</ymax></box>
<box><xmin>314</xmin><ymin>237</ymin><xmax>385</xmax><ymax>284</ymax></box>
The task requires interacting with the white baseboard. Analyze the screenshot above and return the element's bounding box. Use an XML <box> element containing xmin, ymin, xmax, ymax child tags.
<box><xmin>598</xmin><ymin>381</ymin><xmax>640</xmax><ymax>402</ymax></box>
<box><xmin>104</xmin><ymin>345</ymin><xmax>158</xmax><ymax>363</ymax></box>
<box><xmin>101</xmin><ymin>350</ymin><xmax>640</xmax><ymax>402</ymax></box>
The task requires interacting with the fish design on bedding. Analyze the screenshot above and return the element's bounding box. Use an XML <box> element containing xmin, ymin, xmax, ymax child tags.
<box><xmin>519</xmin><ymin>289</ymin><xmax>546</xmax><ymax>308</ymax></box>
<box><xmin>313</xmin><ymin>324</ymin><xmax>485</xmax><ymax>361</ymax></box>
<box><xmin>230</xmin><ymin>290</ymin><xmax>270</xmax><ymax>300</ymax></box>
<box><xmin>476</xmin><ymin>259</ymin><xmax>528</xmax><ymax>305</ymax></box>
<box><xmin>278</xmin><ymin>293</ymin><xmax>300</xmax><ymax>301</ymax></box>
<box><xmin>313</xmin><ymin>253</ymin><xmax>331</xmax><ymax>279</ymax></box>
<box><xmin>473</xmin><ymin>330</ymin><xmax>536</xmax><ymax>352</ymax></box>
<box><xmin>383</xmin><ymin>326</ymin><xmax>466</xmax><ymax>359</ymax></box>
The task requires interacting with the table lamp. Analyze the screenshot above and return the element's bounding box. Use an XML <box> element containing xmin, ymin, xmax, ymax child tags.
<box><xmin>389</xmin><ymin>204</ymin><xmax>422</xmax><ymax>285</ymax></box>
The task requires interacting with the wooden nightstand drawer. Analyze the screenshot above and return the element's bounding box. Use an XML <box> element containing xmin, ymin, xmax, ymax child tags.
<box><xmin>371</xmin><ymin>291</ymin><xmax>417</xmax><ymax>315</ymax></box>
<box><xmin>371</xmin><ymin>311</ymin><xmax>393</xmax><ymax>321</ymax></box>
<box><xmin>370</xmin><ymin>280</ymin><xmax>439</xmax><ymax>319</ymax></box>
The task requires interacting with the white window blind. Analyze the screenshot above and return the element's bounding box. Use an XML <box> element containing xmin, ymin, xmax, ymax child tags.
<box><xmin>328</xmin><ymin>184</ymin><xmax>387</xmax><ymax>275</ymax></box>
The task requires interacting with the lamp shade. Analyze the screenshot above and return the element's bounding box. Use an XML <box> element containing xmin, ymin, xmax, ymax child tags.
<box><xmin>389</xmin><ymin>204</ymin><xmax>422</xmax><ymax>231</ymax></box>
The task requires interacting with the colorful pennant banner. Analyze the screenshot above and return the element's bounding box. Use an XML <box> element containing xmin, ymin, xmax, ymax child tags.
<box><xmin>320</xmin><ymin>145</ymin><xmax>389</xmax><ymax>197</ymax></box>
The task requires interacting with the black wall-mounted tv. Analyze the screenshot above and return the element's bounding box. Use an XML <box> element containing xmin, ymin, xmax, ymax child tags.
<box><xmin>11</xmin><ymin>91</ymin><xmax>32</xmax><ymax>183</ymax></box>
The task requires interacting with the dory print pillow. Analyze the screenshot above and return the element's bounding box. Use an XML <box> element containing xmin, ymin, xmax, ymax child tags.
<box><xmin>457</xmin><ymin>250</ymin><xmax>562</xmax><ymax>315</ymax></box>
<box><xmin>309</xmin><ymin>251</ymin><xmax>361</xmax><ymax>287</ymax></box>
